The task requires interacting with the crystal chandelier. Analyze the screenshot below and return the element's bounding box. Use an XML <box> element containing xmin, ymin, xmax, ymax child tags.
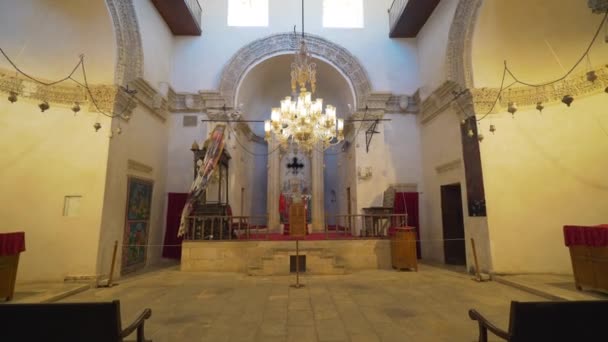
<box><xmin>264</xmin><ymin>1</ymin><xmax>344</xmax><ymax>151</ymax></box>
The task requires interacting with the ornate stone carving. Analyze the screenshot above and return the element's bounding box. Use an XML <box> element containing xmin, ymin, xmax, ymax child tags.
<box><xmin>446</xmin><ymin>0</ymin><xmax>483</xmax><ymax>89</ymax></box>
<box><xmin>420</xmin><ymin>81</ymin><xmax>462</xmax><ymax>124</ymax></box>
<box><xmin>129</xmin><ymin>78</ymin><xmax>168</xmax><ymax>122</ymax></box>
<box><xmin>218</xmin><ymin>33</ymin><xmax>373</xmax><ymax>108</ymax></box>
<box><xmin>588</xmin><ymin>0</ymin><xmax>608</xmax><ymax>13</ymax></box>
<box><xmin>105</xmin><ymin>0</ymin><xmax>143</xmax><ymax>86</ymax></box>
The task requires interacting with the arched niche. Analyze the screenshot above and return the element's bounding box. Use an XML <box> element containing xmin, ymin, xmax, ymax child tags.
<box><xmin>219</xmin><ymin>33</ymin><xmax>371</xmax><ymax>109</ymax></box>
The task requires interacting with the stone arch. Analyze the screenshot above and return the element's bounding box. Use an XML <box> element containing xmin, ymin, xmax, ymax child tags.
<box><xmin>105</xmin><ymin>0</ymin><xmax>144</xmax><ymax>86</ymax></box>
<box><xmin>446</xmin><ymin>0</ymin><xmax>483</xmax><ymax>89</ymax></box>
<box><xmin>219</xmin><ymin>33</ymin><xmax>372</xmax><ymax>109</ymax></box>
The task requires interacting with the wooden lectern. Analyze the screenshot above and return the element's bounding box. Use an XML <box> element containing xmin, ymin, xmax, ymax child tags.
<box><xmin>289</xmin><ymin>203</ymin><xmax>307</xmax><ymax>237</ymax></box>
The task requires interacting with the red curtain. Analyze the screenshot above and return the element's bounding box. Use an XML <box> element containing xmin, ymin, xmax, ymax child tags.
<box><xmin>162</xmin><ymin>193</ymin><xmax>188</xmax><ymax>260</ymax></box>
<box><xmin>394</xmin><ymin>192</ymin><xmax>421</xmax><ymax>259</ymax></box>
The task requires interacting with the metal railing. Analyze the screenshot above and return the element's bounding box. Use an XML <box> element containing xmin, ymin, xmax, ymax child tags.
<box><xmin>388</xmin><ymin>0</ymin><xmax>409</xmax><ymax>33</ymax></box>
<box><xmin>183</xmin><ymin>214</ymin><xmax>408</xmax><ymax>242</ymax></box>
<box><xmin>184</xmin><ymin>0</ymin><xmax>202</xmax><ymax>30</ymax></box>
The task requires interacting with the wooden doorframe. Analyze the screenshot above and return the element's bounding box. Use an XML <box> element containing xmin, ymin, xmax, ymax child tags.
<box><xmin>441</xmin><ymin>183</ymin><xmax>466</xmax><ymax>265</ymax></box>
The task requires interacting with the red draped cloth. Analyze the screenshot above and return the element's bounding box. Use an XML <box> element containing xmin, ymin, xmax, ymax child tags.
<box><xmin>163</xmin><ymin>193</ymin><xmax>187</xmax><ymax>259</ymax></box>
<box><xmin>393</xmin><ymin>192</ymin><xmax>421</xmax><ymax>259</ymax></box>
<box><xmin>0</xmin><ymin>232</ymin><xmax>25</xmax><ymax>256</ymax></box>
<box><xmin>564</xmin><ymin>225</ymin><xmax>608</xmax><ymax>247</ymax></box>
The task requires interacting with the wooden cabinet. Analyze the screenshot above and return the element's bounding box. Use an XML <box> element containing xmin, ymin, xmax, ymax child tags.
<box><xmin>570</xmin><ymin>246</ymin><xmax>608</xmax><ymax>292</ymax></box>
<box><xmin>289</xmin><ymin>203</ymin><xmax>307</xmax><ymax>237</ymax></box>
<box><xmin>391</xmin><ymin>227</ymin><xmax>418</xmax><ymax>271</ymax></box>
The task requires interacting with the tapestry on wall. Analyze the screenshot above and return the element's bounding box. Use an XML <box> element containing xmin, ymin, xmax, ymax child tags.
<box><xmin>122</xmin><ymin>177</ymin><xmax>154</xmax><ymax>274</ymax></box>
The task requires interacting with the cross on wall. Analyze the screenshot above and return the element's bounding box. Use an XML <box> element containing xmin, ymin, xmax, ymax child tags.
<box><xmin>287</xmin><ymin>157</ymin><xmax>305</xmax><ymax>175</ymax></box>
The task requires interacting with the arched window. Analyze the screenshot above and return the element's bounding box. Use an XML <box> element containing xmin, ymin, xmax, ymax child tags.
<box><xmin>228</xmin><ymin>0</ymin><xmax>269</xmax><ymax>27</ymax></box>
<box><xmin>323</xmin><ymin>0</ymin><xmax>364</xmax><ymax>28</ymax></box>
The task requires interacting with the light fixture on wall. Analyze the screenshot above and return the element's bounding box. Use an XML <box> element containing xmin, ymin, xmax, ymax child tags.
<box><xmin>264</xmin><ymin>0</ymin><xmax>344</xmax><ymax>151</ymax></box>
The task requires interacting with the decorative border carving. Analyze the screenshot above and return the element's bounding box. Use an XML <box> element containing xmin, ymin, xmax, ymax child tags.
<box><xmin>105</xmin><ymin>0</ymin><xmax>144</xmax><ymax>86</ymax></box>
<box><xmin>218</xmin><ymin>33</ymin><xmax>373</xmax><ymax>109</ymax></box>
<box><xmin>128</xmin><ymin>159</ymin><xmax>154</xmax><ymax>174</ymax></box>
<box><xmin>435</xmin><ymin>159</ymin><xmax>462</xmax><ymax>174</ymax></box>
<box><xmin>420</xmin><ymin>81</ymin><xmax>461</xmax><ymax>124</ymax></box>
<box><xmin>129</xmin><ymin>78</ymin><xmax>168</xmax><ymax>122</ymax></box>
<box><xmin>589</xmin><ymin>0</ymin><xmax>608</xmax><ymax>13</ymax></box>
<box><xmin>446</xmin><ymin>0</ymin><xmax>483</xmax><ymax>89</ymax></box>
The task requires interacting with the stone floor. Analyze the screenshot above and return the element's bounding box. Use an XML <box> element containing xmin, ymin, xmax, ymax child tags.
<box><xmin>1</xmin><ymin>282</ymin><xmax>90</xmax><ymax>304</ymax></box>
<box><xmin>59</xmin><ymin>264</ymin><xmax>543</xmax><ymax>341</ymax></box>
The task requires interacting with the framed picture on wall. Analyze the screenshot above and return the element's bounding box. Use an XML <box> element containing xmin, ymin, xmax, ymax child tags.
<box><xmin>122</xmin><ymin>176</ymin><xmax>154</xmax><ymax>275</ymax></box>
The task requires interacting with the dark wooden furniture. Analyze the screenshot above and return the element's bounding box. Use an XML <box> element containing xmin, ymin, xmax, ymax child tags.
<box><xmin>469</xmin><ymin>300</ymin><xmax>608</xmax><ymax>342</ymax></box>
<box><xmin>0</xmin><ymin>232</ymin><xmax>25</xmax><ymax>301</ymax></box>
<box><xmin>289</xmin><ymin>203</ymin><xmax>307</xmax><ymax>237</ymax></box>
<box><xmin>150</xmin><ymin>0</ymin><xmax>202</xmax><ymax>36</ymax></box>
<box><xmin>564</xmin><ymin>225</ymin><xmax>608</xmax><ymax>292</ymax></box>
<box><xmin>390</xmin><ymin>227</ymin><xmax>418</xmax><ymax>271</ymax></box>
<box><xmin>362</xmin><ymin>207</ymin><xmax>393</xmax><ymax>237</ymax></box>
<box><xmin>0</xmin><ymin>300</ymin><xmax>152</xmax><ymax>342</ymax></box>
<box><xmin>189</xmin><ymin>142</ymin><xmax>233</xmax><ymax>240</ymax></box>
<box><xmin>389</xmin><ymin>0</ymin><xmax>441</xmax><ymax>38</ymax></box>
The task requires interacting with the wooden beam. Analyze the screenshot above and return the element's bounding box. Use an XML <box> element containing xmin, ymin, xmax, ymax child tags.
<box><xmin>151</xmin><ymin>0</ymin><xmax>202</xmax><ymax>36</ymax></box>
<box><xmin>389</xmin><ymin>0</ymin><xmax>441</xmax><ymax>38</ymax></box>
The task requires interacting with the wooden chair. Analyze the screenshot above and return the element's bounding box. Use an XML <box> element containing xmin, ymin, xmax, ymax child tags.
<box><xmin>469</xmin><ymin>300</ymin><xmax>608</xmax><ymax>342</ymax></box>
<box><xmin>0</xmin><ymin>300</ymin><xmax>152</xmax><ymax>342</ymax></box>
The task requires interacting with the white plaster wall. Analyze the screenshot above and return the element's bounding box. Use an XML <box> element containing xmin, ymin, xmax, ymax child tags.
<box><xmin>171</xmin><ymin>0</ymin><xmax>419</xmax><ymax>94</ymax></box>
<box><xmin>134</xmin><ymin>0</ymin><xmax>175</xmax><ymax>89</ymax></box>
<box><xmin>418</xmin><ymin>107</ymin><xmax>492</xmax><ymax>273</ymax></box>
<box><xmin>167</xmin><ymin>113</ymin><xmax>208</xmax><ymax>193</ymax></box>
<box><xmin>354</xmin><ymin>113</ymin><xmax>422</xmax><ymax>213</ymax></box>
<box><xmin>0</xmin><ymin>0</ymin><xmax>116</xmax><ymax>84</ymax></box>
<box><xmin>97</xmin><ymin>108</ymin><xmax>169</xmax><ymax>279</ymax></box>
<box><xmin>478</xmin><ymin>95</ymin><xmax>608</xmax><ymax>274</ymax></box>
<box><xmin>0</xmin><ymin>99</ymin><xmax>111</xmax><ymax>282</ymax></box>
<box><xmin>415</xmin><ymin>0</ymin><xmax>459</xmax><ymax>100</ymax></box>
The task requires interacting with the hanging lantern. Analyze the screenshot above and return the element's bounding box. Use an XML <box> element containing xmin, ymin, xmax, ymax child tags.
<box><xmin>536</xmin><ymin>101</ymin><xmax>544</xmax><ymax>113</ymax></box>
<box><xmin>605</xmin><ymin>86</ymin><xmax>608</xmax><ymax>94</ymax></box>
<box><xmin>115</xmin><ymin>127</ymin><xmax>122</xmax><ymax>135</ymax></box>
<box><xmin>477</xmin><ymin>133</ymin><xmax>484</xmax><ymax>142</ymax></box>
<box><xmin>93</xmin><ymin>122</ymin><xmax>102</xmax><ymax>132</ymax></box>
<box><xmin>461</xmin><ymin>118</ymin><xmax>467</xmax><ymax>125</ymax></box>
<box><xmin>71</xmin><ymin>102</ymin><xmax>81</xmax><ymax>115</ymax></box>
<box><xmin>507</xmin><ymin>102</ymin><xmax>517</xmax><ymax>116</ymax></box>
<box><xmin>8</xmin><ymin>91</ymin><xmax>18</xmax><ymax>103</ymax></box>
<box><xmin>122</xmin><ymin>114</ymin><xmax>131</xmax><ymax>121</ymax></box>
<box><xmin>38</xmin><ymin>101</ymin><xmax>50</xmax><ymax>112</ymax></box>
<box><xmin>489</xmin><ymin>124</ymin><xmax>496</xmax><ymax>134</ymax></box>
<box><xmin>562</xmin><ymin>95</ymin><xmax>574</xmax><ymax>107</ymax></box>
<box><xmin>586</xmin><ymin>70</ymin><xmax>598</xmax><ymax>83</ymax></box>
<box><xmin>467</xmin><ymin>128</ymin><xmax>474</xmax><ymax>138</ymax></box>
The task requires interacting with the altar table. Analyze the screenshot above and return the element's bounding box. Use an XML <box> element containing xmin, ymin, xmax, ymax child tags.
<box><xmin>564</xmin><ymin>225</ymin><xmax>608</xmax><ymax>293</ymax></box>
<box><xmin>0</xmin><ymin>232</ymin><xmax>25</xmax><ymax>301</ymax></box>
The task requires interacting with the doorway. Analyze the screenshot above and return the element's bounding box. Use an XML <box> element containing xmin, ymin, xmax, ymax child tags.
<box><xmin>441</xmin><ymin>184</ymin><xmax>466</xmax><ymax>265</ymax></box>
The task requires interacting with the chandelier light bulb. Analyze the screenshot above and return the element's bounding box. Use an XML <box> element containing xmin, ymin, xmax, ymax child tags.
<box><xmin>38</xmin><ymin>101</ymin><xmax>50</xmax><ymax>112</ymax></box>
<box><xmin>8</xmin><ymin>91</ymin><xmax>18</xmax><ymax>103</ymax></box>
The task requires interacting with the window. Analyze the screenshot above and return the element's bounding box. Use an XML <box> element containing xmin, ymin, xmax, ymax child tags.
<box><xmin>323</xmin><ymin>0</ymin><xmax>364</xmax><ymax>28</ymax></box>
<box><xmin>228</xmin><ymin>0</ymin><xmax>269</xmax><ymax>27</ymax></box>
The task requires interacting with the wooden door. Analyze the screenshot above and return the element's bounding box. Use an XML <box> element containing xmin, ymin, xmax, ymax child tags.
<box><xmin>441</xmin><ymin>184</ymin><xmax>466</xmax><ymax>265</ymax></box>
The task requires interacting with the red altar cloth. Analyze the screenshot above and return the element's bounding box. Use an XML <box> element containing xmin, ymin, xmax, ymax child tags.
<box><xmin>0</xmin><ymin>232</ymin><xmax>25</xmax><ymax>256</ymax></box>
<box><xmin>564</xmin><ymin>225</ymin><xmax>608</xmax><ymax>247</ymax></box>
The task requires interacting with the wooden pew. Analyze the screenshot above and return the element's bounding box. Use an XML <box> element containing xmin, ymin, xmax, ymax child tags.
<box><xmin>0</xmin><ymin>300</ymin><xmax>152</xmax><ymax>342</ymax></box>
<box><xmin>469</xmin><ymin>300</ymin><xmax>608</xmax><ymax>342</ymax></box>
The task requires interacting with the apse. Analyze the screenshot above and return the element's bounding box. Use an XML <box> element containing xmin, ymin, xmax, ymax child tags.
<box><xmin>236</xmin><ymin>54</ymin><xmax>355</xmax><ymax>220</ymax></box>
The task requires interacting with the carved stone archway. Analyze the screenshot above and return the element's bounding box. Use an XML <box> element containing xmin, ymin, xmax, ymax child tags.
<box><xmin>445</xmin><ymin>0</ymin><xmax>483</xmax><ymax>89</ymax></box>
<box><xmin>219</xmin><ymin>33</ymin><xmax>372</xmax><ymax>109</ymax></box>
<box><xmin>105</xmin><ymin>0</ymin><xmax>144</xmax><ymax>86</ymax></box>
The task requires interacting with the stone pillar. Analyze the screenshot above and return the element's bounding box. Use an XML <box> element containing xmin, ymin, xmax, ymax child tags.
<box><xmin>311</xmin><ymin>143</ymin><xmax>325</xmax><ymax>232</ymax></box>
<box><xmin>267</xmin><ymin>138</ymin><xmax>281</xmax><ymax>232</ymax></box>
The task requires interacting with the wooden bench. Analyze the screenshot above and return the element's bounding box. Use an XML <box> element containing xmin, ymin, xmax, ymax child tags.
<box><xmin>0</xmin><ymin>300</ymin><xmax>152</xmax><ymax>342</ymax></box>
<box><xmin>469</xmin><ymin>300</ymin><xmax>608</xmax><ymax>342</ymax></box>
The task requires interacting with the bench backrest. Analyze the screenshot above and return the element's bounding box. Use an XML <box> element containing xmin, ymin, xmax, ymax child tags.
<box><xmin>509</xmin><ymin>300</ymin><xmax>608</xmax><ymax>342</ymax></box>
<box><xmin>0</xmin><ymin>300</ymin><xmax>123</xmax><ymax>342</ymax></box>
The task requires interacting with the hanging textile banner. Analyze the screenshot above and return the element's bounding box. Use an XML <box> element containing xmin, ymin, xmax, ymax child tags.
<box><xmin>178</xmin><ymin>125</ymin><xmax>227</xmax><ymax>237</ymax></box>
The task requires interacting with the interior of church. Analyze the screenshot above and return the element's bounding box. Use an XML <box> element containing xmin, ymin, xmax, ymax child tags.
<box><xmin>1</xmin><ymin>0</ymin><xmax>608</xmax><ymax>341</ymax></box>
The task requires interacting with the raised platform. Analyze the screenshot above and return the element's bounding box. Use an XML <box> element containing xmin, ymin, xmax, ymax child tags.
<box><xmin>181</xmin><ymin>239</ymin><xmax>391</xmax><ymax>275</ymax></box>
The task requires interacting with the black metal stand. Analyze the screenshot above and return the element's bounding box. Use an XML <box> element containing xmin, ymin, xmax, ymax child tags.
<box><xmin>290</xmin><ymin>239</ymin><xmax>304</xmax><ymax>289</ymax></box>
